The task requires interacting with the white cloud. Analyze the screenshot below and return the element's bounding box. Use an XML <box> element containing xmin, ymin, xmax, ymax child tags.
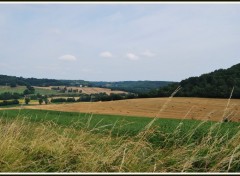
<box><xmin>100</xmin><ymin>51</ymin><xmax>113</xmax><ymax>58</ymax></box>
<box><xmin>58</xmin><ymin>54</ymin><xmax>77</xmax><ymax>61</ymax></box>
<box><xmin>142</xmin><ymin>50</ymin><xmax>155</xmax><ymax>57</ymax></box>
<box><xmin>126</xmin><ymin>53</ymin><xmax>139</xmax><ymax>60</ymax></box>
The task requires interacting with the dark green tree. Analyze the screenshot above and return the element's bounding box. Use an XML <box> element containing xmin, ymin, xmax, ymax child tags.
<box><xmin>38</xmin><ymin>98</ymin><xmax>43</xmax><ymax>105</ymax></box>
<box><xmin>10</xmin><ymin>82</ymin><xmax>17</xmax><ymax>87</ymax></box>
<box><xmin>24</xmin><ymin>97</ymin><xmax>30</xmax><ymax>105</ymax></box>
<box><xmin>44</xmin><ymin>98</ymin><xmax>49</xmax><ymax>104</ymax></box>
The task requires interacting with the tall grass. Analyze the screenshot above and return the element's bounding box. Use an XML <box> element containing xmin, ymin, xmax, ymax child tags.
<box><xmin>0</xmin><ymin>115</ymin><xmax>240</xmax><ymax>172</ymax></box>
<box><xmin>1</xmin><ymin>86</ymin><xmax>240</xmax><ymax>172</ymax></box>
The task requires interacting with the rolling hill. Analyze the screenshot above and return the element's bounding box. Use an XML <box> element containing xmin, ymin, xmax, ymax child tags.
<box><xmin>90</xmin><ymin>81</ymin><xmax>176</xmax><ymax>94</ymax></box>
<box><xmin>0</xmin><ymin>74</ymin><xmax>174</xmax><ymax>93</ymax></box>
<box><xmin>150</xmin><ymin>63</ymin><xmax>240</xmax><ymax>98</ymax></box>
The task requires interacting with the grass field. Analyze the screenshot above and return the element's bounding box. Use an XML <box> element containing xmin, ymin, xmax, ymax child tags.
<box><xmin>0</xmin><ymin>86</ymin><xmax>58</xmax><ymax>95</ymax></box>
<box><xmin>21</xmin><ymin>97</ymin><xmax>240</xmax><ymax>122</ymax></box>
<box><xmin>34</xmin><ymin>88</ymin><xmax>58</xmax><ymax>95</ymax></box>
<box><xmin>0</xmin><ymin>86</ymin><xmax>26</xmax><ymax>94</ymax></box>
<box><xmin>0</xmin><ymin>109</ymin><xmax>240</xmax><ymax>172</ymax></box>
<box><xmin>2</xmin><ymin>109</ymin><xmax>238</xmax><ymax>138</ymax></box>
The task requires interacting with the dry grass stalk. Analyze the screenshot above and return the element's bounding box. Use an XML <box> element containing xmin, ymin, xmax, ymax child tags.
<box><xmin>0</xmin><ymin>114</ymin><xmax>240</xmax><ymax>172</ymax></box>
<box><xmin>222</xmin><ymin>86</ymin><xmax>234</xmax><ymax>122</ymax></box>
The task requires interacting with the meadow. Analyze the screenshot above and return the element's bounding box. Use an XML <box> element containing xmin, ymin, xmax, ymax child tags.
<box><xmin>0</xmin><ymin>86</ymin><xmax>26</xmax><ymax>94</ymax></box>
<box><xmin>0</xmin><ymin>108</ymin><xmax>240</xmax><ymax>172</ymax></box>
<box><xmin>0</xmin><ymin>86</ymin><xmax>58</xmax><ymax>95</ymax></box>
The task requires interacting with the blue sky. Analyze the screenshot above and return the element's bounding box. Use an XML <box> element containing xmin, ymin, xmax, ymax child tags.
<box><xmin>0</xmin><ymin>3</ymin><xmax>240</xmax><ymax>81</ymax></box>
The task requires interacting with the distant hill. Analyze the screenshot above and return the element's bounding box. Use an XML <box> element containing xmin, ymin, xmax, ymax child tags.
<box><xmin>89</xmin><ymin>81</ymin><xmax>176</xmax><ymax>94</ymax></box>
<box><xmin>2</xmin><ymin>62</ymin><xmax>240</xmax><ymax>98</ymax></box>
<box><xmin>0</xmin><ymin>75</ymin><xmax>89</xmax><ymax>87</ymax></box>
<box><xmin>153</xmin><ymin>63</ymin><xmax>240</xmax><ymax>98</ymax></box>
<box><xmin>0</xmin><ymin>74</ymin><xmax>175</xmax><ymax>93</ymax></box>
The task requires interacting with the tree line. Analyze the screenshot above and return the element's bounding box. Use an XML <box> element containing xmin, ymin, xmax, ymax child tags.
<box><xmin>0</xmin><ymin>75</ymin><xmax>71</xmax><ymax>87</ymax></box>
<box><xmin>0</xmin><ymin>99</ymin><xmax>19</xmax><ymax>106</ymax></box>
<box><xmin>90</xmin><ymin>81</ymin><xmax>175</xmax><ymax>94</ymax></box>
<box><xmin>139</xmin><ymin>63</ymin><xmax>240</xmax><ymax>98</ymax></box>
<box><xmin>0</xmin><ymin>85</ymin><xmax>36</xmax><ymax>100</ymax></box>
<box><xmin>50</xmin><ymin>92</ymin><xmax>137</xmax><ymax>103</ymax></box>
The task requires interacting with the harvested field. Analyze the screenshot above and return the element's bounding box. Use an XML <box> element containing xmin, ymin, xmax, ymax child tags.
<box><xmin>34</xmin><ymin>86</ymin><xmax>127</xmax><ymax>95</ymax></box>
<box><xmin>23</xmin><ymin>97</ymin><xmax>240</xmax><ymax>122</ymax></box>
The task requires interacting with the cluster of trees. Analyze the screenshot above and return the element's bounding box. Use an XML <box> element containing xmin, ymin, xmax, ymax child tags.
<box><xmin>137</xmin><ymin>83</ymin><xmax>179</xmax><ymax>98</ymax></box>
<box><xmin>51</xmin><ymin>87</ymin><xmax>82</xmax><ymax>93</ymax></box>
<box><xmin>175</xmin><ymin>64</ymin><xmax>240</xmax><ymax>98</ymax></box>
<box><xmin>0</xmin><ymin>75</ymin><xmax>27</xmax><ymax>87</ymax></box>
<box><xmin>51</xmin><ymin>97</ymin><xmax>76</xmax><ymax>103</ymax></box>
<box><xmin>24</xmin><ymin>95</ymin><xmax>49</xmax><ymax>105</ymax></box>
<box><xmin>0</xmin><ymin>92</ymin><xmax>22</xmax><ymax>100</ymax></box>
<box><xmin>90</xmin><ymin>81</ymin><xmax>175</xmax><ymax>94</ymax></box>
<box><xmin>139</xmin><ymin>63</ymin><xmax>240</xmax><ymax>98</ymax></box>
<box><xmin>0</xmin><ymin>86</ymin><xmax>36</xmax><ymax>101</ymax></box>
<box><xmin>0</xmin><ymin>75</ymin><xmax>92</xmax><ymax>87</ymax></box>
<box><xmin>23</xmin><ymin>85</ymin><xmax>35</xmax><ymax>95</ymax></box>
<box><xmin>79</xmin><ymin>93</ymin><xmax>137</xmax><ymax>102</ymax></box>
<box><xmin>38</xmin><ymin>97</ymin><xmax>49</xmax><ymax>105</ymax></box>
<box><xmin>50</xmin><ymin>93</ymin><xmax>137</xmax><ymax>103</ymax></box>
<box><xmin>0</xmin><ymin>99</ymin><xmax>19</xmax><ymax>106</ymax></box>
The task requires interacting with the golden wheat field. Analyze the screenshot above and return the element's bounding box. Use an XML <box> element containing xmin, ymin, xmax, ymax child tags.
<box><xmin>22</xmin><ymin>97</ymin><xmax>240</xmax><ymax>122</ymax></box>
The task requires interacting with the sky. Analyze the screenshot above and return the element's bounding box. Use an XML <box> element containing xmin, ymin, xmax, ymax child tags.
<box><xmin>0</xmin><ymin>2</ymin><xmax>240</xmax><ymax>82</ymax></box>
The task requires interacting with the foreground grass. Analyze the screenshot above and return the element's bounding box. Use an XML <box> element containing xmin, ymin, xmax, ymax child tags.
<box><xmin>0</xmin><ymin>109</ymin><xmax>240</xmax><ymax>172</ymax></box>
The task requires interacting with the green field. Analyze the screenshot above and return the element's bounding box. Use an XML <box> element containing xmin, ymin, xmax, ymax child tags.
<box><xmin>34</xmin><ymin>88</ymin><xmax>58</xmax><ymax>95</ymax></box>
<box><xmin>1</xmin><ymin>109</ymin><xmax>239</xmax><ymax>146</ymax></box>
<box><xmin>0</xmin><ymin>109</ymin><xmax>240</xmax><ymax>172</ymax></box>
<box><xmin>0</xmin><ymin>86</ymin><xmax>26</xmax><ymax>94</ymax></box>
<box><xmin>0</xmin><ymin>86</ymin><xmax>58</xmax><ymax>95</ymax></box>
